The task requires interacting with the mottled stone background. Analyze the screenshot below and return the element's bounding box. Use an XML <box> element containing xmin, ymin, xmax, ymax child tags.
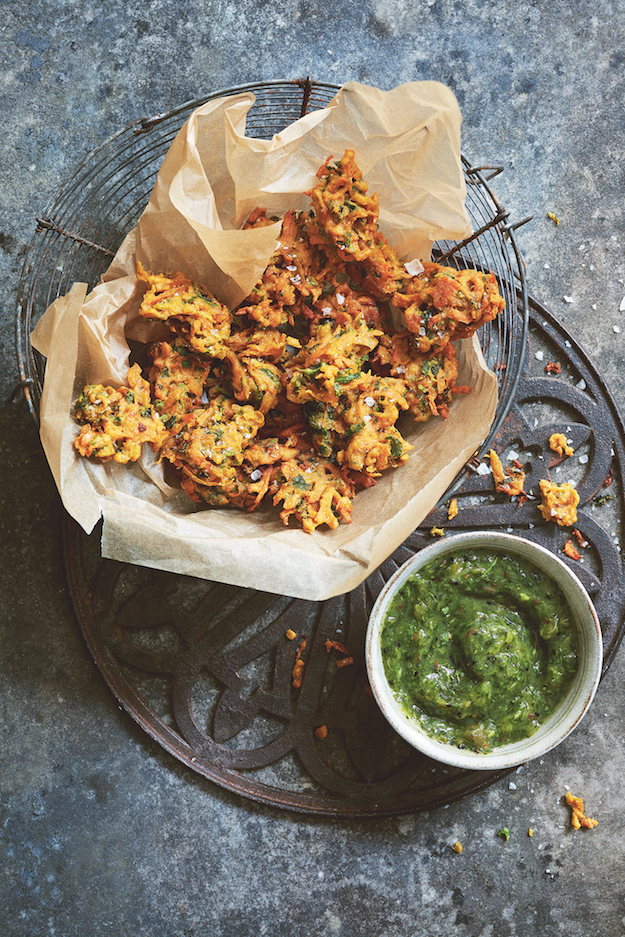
<box><xmin>1</xmin><ymin>2</ymin><xmax>623</xmax><ymax>936</ymax></box>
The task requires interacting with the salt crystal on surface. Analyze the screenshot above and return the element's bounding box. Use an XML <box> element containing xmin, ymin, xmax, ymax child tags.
<box><xmin>508</xmin><ymin>450</ymin><xmax>519</xmax><ymax>460</ymax></box>
<box><xmin>565</xmin><ymin>340</ymin><xmax>572</xmax><ymax>348</ymax></box>
<box><xmin>579</xmin><ymin>454</ymin><xmax>589</xmax><ymax>464</ymax></box>
<box><xmin>509</xmin><ymin>782</ymin><xmax>517</xmax><ymax>790</ymax></box>
<box><xmin>404</xmin><ymin>258</ymin><xmax>424</xmax><ymax>277</ymax></box>
<box><xmin>613</xmin><ymin>325</ymin><xmax>621</xmax><ymax>333</ymax></box>
<box><xmin>535</xmin><ymin>351</ymin><xmax>544</xmax><ymax>360</ymax></box>
<box><xmin>576</xmin><ymin>378</ymin><xmax>587</xmax><ymax>389</ymax></box>
<box><xmin>620</xmin><ymin>296</ymin><xmax>625</xmax><ymax>312</ymax></box>
<box><xmin>477</xmin><ymin>462</ymin><xmax>491</xmax><ymax>476</ymax></box>
<box><xmin>564</xmin><ymin>296</ymin><xmax>574</xmax><ymax>303</ymax></box>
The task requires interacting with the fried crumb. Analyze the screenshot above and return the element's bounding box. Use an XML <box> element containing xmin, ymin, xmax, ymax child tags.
<box><xmin>489</xmin><ymin>448</ymin><xmax>526</xmax><ymax>497</ymax></box>
<box><xmin>430</xmin><ymin>526</ymin><xmax>445</xmax><ymax>537</ymax></box>
<box><xmin>314</xmin><ymin>725</ymin><xmax>328</xmax><ymax>740</ymax></box>
<box><xmin>447</xmin><ymin>497</ymin><xmax>458</xmax><ymax>520</ymax></box>
<box><xmin>291</xmin><ymin>637</ymin><xmax>307</xmax><ymax>688</ymax></box>
<box><xmin>572</xmin><ymin>528</ymin><xmax>588</xmax><ymax>548</ymax></box>
<box><xmin>336</xmin><ymin>656</ymin><xmax>354</xmax><ymax>669</ymax></box>
<box><xmin>452</xmin><ymin>842</ymin><xmax>463</xmax><ymax>853</ymax></box>
<box><xmin>545</xmin><ymin>361</ymin><xmax>562</xmax><ymax>374</ymax></box>
<box><xmin>286</xmin><ymin>629</ymin><xmax>297</xmax><ymax>640</ymax></box>
<box><xmin>528</xmin><ymin>828</ymin><xmax>534</xmax><ymax>837</ymax></box>
<box><xmin>547</xmin><ymin>212</ymin><xmax>560</xmax><ymax>225</ymax></box>
<box><xmin>325</xmin><ymin>639</ymin><xmax>350</xmax><ymax>655</ymax></box>
<box><xmin>549</xmin><ymin>432</ymin><xmax>574</xmax><ymax>457</ymax></box>
<box><xmin>566</xmin><ymin>791</ymin><xmax>598</xmax><ymax>830</ymax></box>
<box><xmin>563</xmin><ymin>539</ymin><xmax>582</xmax><ymax>560</ymax></box>
<box><xmin>538</xmin><ymin>479</ymin><xmax>579</xmax><ymax>527</ymax></box>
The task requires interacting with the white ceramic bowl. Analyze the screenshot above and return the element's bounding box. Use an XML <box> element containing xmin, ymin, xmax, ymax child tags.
<box><xmin>365</xmin><ymin>531</ymin><xmax>603</xmax><ymax>770</ymax></box>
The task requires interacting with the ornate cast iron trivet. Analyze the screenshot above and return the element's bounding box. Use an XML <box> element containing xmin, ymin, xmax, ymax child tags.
<box><xmin>14</xmin><ymin>79</ymin><xmax>623</xmax><ymax>816</ymax></box>
<box><xmin>63</xmin><ymin>295</ymin><xmax>624</xmax><ymax>818</ymax></box>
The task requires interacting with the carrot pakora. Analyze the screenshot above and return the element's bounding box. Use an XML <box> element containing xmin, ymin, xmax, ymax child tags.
<box><xmin>73</xmin><ymin>149</ymin><xmax>505</xmax><ymax>532</ymax></box>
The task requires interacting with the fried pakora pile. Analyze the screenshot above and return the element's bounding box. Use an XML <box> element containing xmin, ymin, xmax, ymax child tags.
<box><xmin>73</xmin><ymin>149</ymin><xmax>505</xmax><ymax>532</ymax></box>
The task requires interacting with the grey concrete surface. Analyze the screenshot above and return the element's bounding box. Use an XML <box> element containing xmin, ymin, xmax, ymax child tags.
<box><xmin>1</xmin><ymin>2</ymin><xmax>624</xmax><ymax>936</ymax></box>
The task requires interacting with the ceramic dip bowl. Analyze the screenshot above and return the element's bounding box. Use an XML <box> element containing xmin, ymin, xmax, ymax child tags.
<box><xmin>365</xmin><ymin>531</ymin><xmax>603</xmax><ymax>770</ymax></box>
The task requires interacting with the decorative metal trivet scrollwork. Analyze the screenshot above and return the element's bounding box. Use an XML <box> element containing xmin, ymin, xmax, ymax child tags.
<box><xmin>64</xmin><ymin>295</ymin><xmax>624</xmax><ymax>817</ymax></box>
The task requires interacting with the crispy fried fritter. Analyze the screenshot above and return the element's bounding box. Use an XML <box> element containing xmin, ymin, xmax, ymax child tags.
<box><xmin>394</xmin><ymin>262</ymin><xmax>505</xmax><ymax>354</ymax></box>
<box><xmin>137</xmin><ymin>262</ymin><xmax>231</xmax><ymax>357</ymax></box>
<box><xmin>376</xmin><ymin>331</ymin><xmax>463</xmax><ymax>422</ymax></box>
<box><xmin>306</xmin><ymin>149</ymin><xmax>379</xmax><ymax>262</ymax></box>
<box><xmin>271</xmin><ymin>452</ymin><xmax>355</xmax><ymax>532</ymax></box>
<box><xmin>74</xmin><ymin>363</ymin><xmax>167</xmax><ymax>463</ymax></box>
<box><xmin>148</xmin><ymin>341</ymin><xmax>211</xmax><ymax>432</ymax></box>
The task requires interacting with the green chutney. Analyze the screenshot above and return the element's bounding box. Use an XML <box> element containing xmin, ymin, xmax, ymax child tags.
<box><xmin>380</xmin><ymin>548</ymin><xmax>579</xmax><ymax>752</ymax></box>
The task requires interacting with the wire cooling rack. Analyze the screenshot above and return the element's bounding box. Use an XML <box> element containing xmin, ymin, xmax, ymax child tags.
<box><xmin>15</xmin><ymin>78</ymin><xmax>530</xmax><ymax>449</ymax></box>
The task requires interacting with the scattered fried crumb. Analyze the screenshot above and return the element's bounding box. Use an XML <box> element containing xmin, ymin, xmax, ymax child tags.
<box><xmin>430</xmin><ymin>526</ymin><xmax>445</xmax><ymax>537</ymax></box>
<box><xmin>528</xmin><ymin>828</ymin><xmax>534</xmax><ymax>837</ymax></box>
<box><xmin>566</xmin><ymin>791</ymin><xmax>598</xmax><ymax>830</ymax></box>
<box><xmin>549</xmin><ymin>432</ymin><xmax>574</xmax><ymax>457</ymax></box>
<box><xmin>547</xmin><ymin>212</ymin><xmax>560</xmax><ymax>225</ymax></box>
<box><xmin>325</xmin><ymin>639</ymin><xmax>349</xmax><ymax>656</ymax></box>
<box><xmin>563</xmin><ymin>539</ymin><xmax>582</xmax><ymax>560</ymax></box>
<box><xmin>314</xmin><ymin>725</ymin><xmax>328</xmax><ymax>740</ymax></box>
<box><xmin>489</xmin><ymin>448</ymin><xmax>526</xmax><ymax>497</ymax></box>
<box><xmin>286</xmin><ymin>629</ymin><xmax>297</xmax><ymax>640</ymax></box>
<box><xmin>291</xmin><ymin>637</ymin><xmax>307</xmax><ymax>688</ymax></box>
<box><xmin>545</xmin><ymin>361</ymin><xmax>562</xmax><ymax>374</ymax></box>
<box><xmin>572</xmin><ymin>528</ymin><xmax>588</xmax><ymax>549</ymax></box>
<box><xmin>452</xmin><ymin>842</ymin><xmax>463</xmax><ymax>853</ymax></box>
<box><xmin>447</xmin><ymin>498</ymin><xmax>458</xmax><ymax>520</ymax></box>
<box><xmin>538</xmin><ymin>479</ymin><xmax>579</xmax><ymax>526</ymax></box>
<box><xmin>336</xmin><ymin>656</ymin><xmax>354</xmax><ymax>669</ymax></box>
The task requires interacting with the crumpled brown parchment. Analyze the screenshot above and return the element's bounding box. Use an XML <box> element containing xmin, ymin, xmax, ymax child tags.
<box><xmin>31</xmin><ymin>80</ymin><xmax>497</xmax><ymax>600</ymax></box>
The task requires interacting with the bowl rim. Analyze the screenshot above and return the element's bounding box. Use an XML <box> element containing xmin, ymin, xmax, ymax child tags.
<box><xmin>365</xmin><ymin>530</ymin><xmax>603</xmax><ymax>770</ymax></box>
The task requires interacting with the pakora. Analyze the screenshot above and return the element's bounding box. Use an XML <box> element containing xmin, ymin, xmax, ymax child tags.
<box><xmin>73</xmin><ymin>149</ymin><xmax>505</xmax><ymax>532</ymax></box>
<box><xmin>74</xmin><ymin>363</ymin><xmax>167</xmax><ymax>464</ymax></box>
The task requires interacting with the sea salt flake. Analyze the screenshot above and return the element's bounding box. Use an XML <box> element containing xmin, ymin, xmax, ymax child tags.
<box><xmin>544</xmin><ymin>263</ymin><xmax>551</xmax><ymax>269</ymax></box>
<box><xmin>336</xmin><ymin>293</ymin><xmax>345</xmax><ymax>304</ymax></box>
<box><xmin>364</xmin><ymin>396</ymin><xmax>376</xmax><ymax>407</ymax></box>
<box><xmin>250</xmin><ymin>469</ymin><xmax>262</xmax><ymax>482</ymax></box>
<box><xmin>404</xmin><ymin>258</ymin><xmax>424</xmax><ymax>276</ymax></box>
<box><xmin>477</xmin><ymin>462</ymin><xmax>491</xmax><ymax>476</ymax></box>
<box><xmin>592</xmin><ymin>304</ymin><xmax>597</xmax><ymax>310</ymax></box>
<box><xmin>620</xmin><ymin>296</ymin><xmax>625</xmax><ymax>312</ymax></box>
<box><xmin>286</xmin><ymin>264</ymin><xmax>297</xmax><ymax>272</ymax></box>
<box><xmin>579</xmin><ymin>454</ymin><xmax>589</xmax><ymax>464</ymax></box>
<box><xmin>508</xmin><ymin>450</ymin><xmax>519</xmax><ymax>460</ymax></box>
<box><xmin>613</xmin><ymin>325</ymin><xmax>621</xmax><ymax>333</ymax></box>
<box><xmin>576</xmin><ymin>378</ymin><xmax>587</xmax><ymax>390</ymax></box>
<box><xmin>535</xmin><ymin>351</ymin><xmax>544</xmax><ymax>361</ymax></box>
<box><xmin>565</xmin><ymin>340</ymin><xmax>572</xmax><ymax>348</ymax></box>
<box><xmin>564</xmin><ymin>296</ymin><xmax>574</xmax><ymax>303</ymax></box>
<box><xmin>509</xmin><ymin>782</ymin><xmax>517</xmax><ymax>790</ymax></box>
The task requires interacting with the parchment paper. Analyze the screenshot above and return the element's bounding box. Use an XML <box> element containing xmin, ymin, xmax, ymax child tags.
<box><xmin>32</xmin><ymin>80</ymin><xmax>498</xmax><ymax>600</ymax></box>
